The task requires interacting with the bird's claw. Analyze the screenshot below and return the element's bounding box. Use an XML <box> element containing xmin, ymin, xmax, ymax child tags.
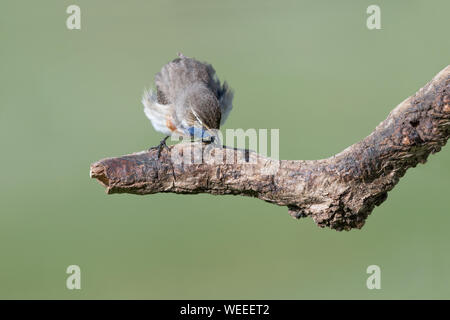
<box><xmin>148</xmin><ymin>136</ymin><xmax>170</xmax><ymax>158</ymax></box>
<box><xmin>201</xmin><ymin>136</ymin><xmax>217</xmax><ymax>145</ymax></box>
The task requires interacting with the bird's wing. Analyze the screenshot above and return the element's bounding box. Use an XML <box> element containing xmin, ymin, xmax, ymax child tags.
<box><xmin>187</xmin><ymin>87</ymin><xmax>222</xmax><ymax>130</ymax></box>
<box><xmin>190</xmin><ymin>106</ymin><xmax>207</xmax><ymax>128</ymax></box>
<box><xmin>174</xmin><ymin>100</ymin><xmax>220</xmax><ymax>140</ymax></box>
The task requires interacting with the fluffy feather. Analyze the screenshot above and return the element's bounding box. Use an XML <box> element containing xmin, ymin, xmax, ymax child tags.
<box><xmin>218</xmin><ymin>81</ymin><xmax>233</xmax><ymax>125</ymax></box>
<box><xmin>143</xmin><ymin>54</ymin><xmax>234</xmax><ymax>140</ymax></box>
<box><xmin>142</xmin><ymin>89</ymin><xmax>176</xmax><ymax>136</ymax></box>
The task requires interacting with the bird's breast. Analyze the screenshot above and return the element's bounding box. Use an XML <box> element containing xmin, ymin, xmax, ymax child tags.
<box><xmin>166</xmin><ymin>117</ymin><xmax>177</xmax><ymax>132</ymax></box>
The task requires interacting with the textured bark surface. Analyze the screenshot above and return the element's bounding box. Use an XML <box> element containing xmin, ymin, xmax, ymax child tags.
<box><xmin>90</xmin><ymin>66</ymin><xmax>450</xmax><ymax>231</ymax></box>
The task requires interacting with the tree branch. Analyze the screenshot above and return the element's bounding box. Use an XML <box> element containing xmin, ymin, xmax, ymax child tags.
<box><xmin>90</xmin><ymin>66</ymin><xmax>450</xmax><ymax>231</ymax></box>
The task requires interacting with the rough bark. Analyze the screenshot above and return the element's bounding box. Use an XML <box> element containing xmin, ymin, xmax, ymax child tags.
<box><xmin>90</xmin><ymin>66</ymin><xmax>450</xmax><ymax>231</ymax></box>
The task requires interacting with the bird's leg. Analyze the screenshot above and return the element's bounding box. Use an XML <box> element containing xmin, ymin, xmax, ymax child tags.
<box><xmin>202</xmin><ymin>136</ymin><xmax>213</xmax><ymax>144</ymax></box>
<box><xmin>157</xmin><ymin>136</ymin><xmax>170</xmax><ymax>158</ymax></box>
<box><xmin>202</xmin><ymin>136</ymin><xmax>217</xmax><ymax>145</ymax></box>
<box><xmin>148</xmin><ymin>136</ymin><xmax>170</xmax><ymax>158</ymax></box>
<box><xmin>148</xmin><ymin>136</ymin><xmax>176</xmax><ymax>181</ymax></box>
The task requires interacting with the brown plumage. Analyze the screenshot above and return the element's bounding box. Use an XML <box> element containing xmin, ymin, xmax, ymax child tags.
<box><xmin>143</xmin><ymin>53</ymin><xmax>233</xmax><ymax>140</ymax></box>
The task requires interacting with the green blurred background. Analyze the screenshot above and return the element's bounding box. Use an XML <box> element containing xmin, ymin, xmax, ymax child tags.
<box><xmin>1</xmin><ymin>0</ymin><xmax>449</xmax><ymax>299</ymax></box>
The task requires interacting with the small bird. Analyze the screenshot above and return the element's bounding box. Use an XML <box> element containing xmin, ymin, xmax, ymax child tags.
<box><xmin>142</xmin><ymin>53</ymin><xmax>234</xmax><ymax>156</ymax></box>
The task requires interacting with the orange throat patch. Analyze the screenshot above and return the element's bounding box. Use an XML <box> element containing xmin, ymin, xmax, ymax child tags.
<box><xmin>166</xmin><ymin>118</ymin><xmax>177</xmax><ymax>132</ymax></box>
